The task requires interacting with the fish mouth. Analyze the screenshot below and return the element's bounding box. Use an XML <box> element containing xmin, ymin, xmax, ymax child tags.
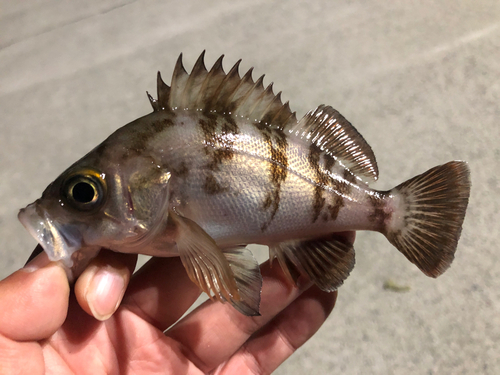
<box><xmin>18</xmin><ymin>202</ymin><xmax>82</xmax><ymax>267</ymax></box>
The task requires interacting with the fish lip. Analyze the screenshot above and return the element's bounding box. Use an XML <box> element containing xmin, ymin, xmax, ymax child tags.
<box><xmin>18</xmin><ymin>203</ymin><xmax>82</xmax><ymax>267</ymax></box>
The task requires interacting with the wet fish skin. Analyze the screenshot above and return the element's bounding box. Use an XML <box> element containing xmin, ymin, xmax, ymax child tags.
<box><xmin>18</xmin><ymin>52</ymin><xmax>471</xmax><ymax>316</ymax></box>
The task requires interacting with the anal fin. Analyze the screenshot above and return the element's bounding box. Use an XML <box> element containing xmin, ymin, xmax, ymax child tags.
<box><xmin>270</xmin><ymin>237</ymin><xmax>355</xmax><ymax>292</ymax></box>
<box><xmin>223</xmin><ymin>246</ymin><xmax>262</xmax><ymax>316</ymax></box>
<box><xmin>170</xmin><ymin>211</ymin><xmax>262</xmax><ymax>315</ymax></box>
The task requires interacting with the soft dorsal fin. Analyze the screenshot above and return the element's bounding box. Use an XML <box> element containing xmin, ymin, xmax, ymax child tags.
<box><xmin>291</xmin><ymin>105</ymin><xmax>379</xmax><ymax>181</ymax></box>
<box><xmin>152</xmin><ymin>52</ymin><xmax>297</xmax><ymax>129</ymax></box>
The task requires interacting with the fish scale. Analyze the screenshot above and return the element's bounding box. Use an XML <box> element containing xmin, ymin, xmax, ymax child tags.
<box><xmin>19</xmin><ymin>52</ymin><xmax>470</xmax><ymax>316</ymax></box>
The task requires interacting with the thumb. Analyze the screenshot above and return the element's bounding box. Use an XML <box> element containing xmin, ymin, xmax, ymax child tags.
<box><xmin>0</xmin><ymin>250</ymin><xmax>69</xmax><ymax>341</ymax></box>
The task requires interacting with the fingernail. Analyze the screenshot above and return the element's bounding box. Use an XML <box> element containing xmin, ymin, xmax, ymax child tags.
<box><xmin>22</xmin><ymin>251</ymin><xmax>51</xmax><ymax>273</ymax></box>
<box><xmin>86</xmin><ymin>268</ymin><xmax>126</xmax><ymax>321</ymax></box>
<box><xmin>296</xmin><ymin>274</ymin><xmax>313</xmax><ymax>290</ymax></box>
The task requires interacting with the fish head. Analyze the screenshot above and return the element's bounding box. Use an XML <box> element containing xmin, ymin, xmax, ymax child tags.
<box><xmin>19</xmin><ymin>154</ymin><xmax>171</xmax><ymax>267</ymax></box>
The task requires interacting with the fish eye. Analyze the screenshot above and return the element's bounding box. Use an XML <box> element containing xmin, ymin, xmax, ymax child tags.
<box><xmin>72</xmin><ymin>181</ymin><xmax>97</xmax><ymax>203</ymax></box>
<box><xmin>62</xmin><ymin>172</ymin><xmax>106</xmax><ymax>211</ymax></box>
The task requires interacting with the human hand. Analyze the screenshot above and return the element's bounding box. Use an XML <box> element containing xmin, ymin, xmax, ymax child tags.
<box><xmin>0</xmin><ymin>247</ymin><xmax>337</xmax><ymax>374</ymax></box>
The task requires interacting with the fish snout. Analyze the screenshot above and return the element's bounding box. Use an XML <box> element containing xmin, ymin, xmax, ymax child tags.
<box><xmin>18</xmin><ymin>203</ymin><xmax>83</xmax><ymax>267</ymax></box>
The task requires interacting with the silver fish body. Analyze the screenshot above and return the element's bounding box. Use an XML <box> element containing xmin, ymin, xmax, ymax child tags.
<box><xmin>147</xmin><ymin>111</ymin><xmax>379</xmax><ymax>244</ymax></box>
<box><xmin>19</xmin><ymin>52</ymin><xmax>471</xmax><ymax>315</ymax></box>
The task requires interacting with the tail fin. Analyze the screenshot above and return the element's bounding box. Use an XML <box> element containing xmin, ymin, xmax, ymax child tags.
<box><xmin>385</xmin><ymin>161</ymin><xmax>471</xmax><ymax>277</ymax></box>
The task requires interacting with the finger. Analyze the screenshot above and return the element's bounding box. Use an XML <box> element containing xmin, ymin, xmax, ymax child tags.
<box><xmin>0</xmin><ymin>334</ymin><xmax>44</xmax><ymax>374</ymax></box>
<box><xmin>74</xmin><ymin>249</ymin><xmax>137</xmax><ymax>321</ymax></box>
<box><xmin>0</xmin><ymin>251</ymin><xmax>69</xmax><ymax>341</ymax></box>
<box><xmin>165</xmin><ymin>260</ymin><xmax>313</xmax><ymax>373</ymax></box>
<box><xmin>121</xmin><ymin>257</ymin><xmax>202</xmax><ymax>330</ymax></box>
<box><xmin>216</xmin><ymin>289</ymin><xmax>338</xmax><ymax>374</ymax></box>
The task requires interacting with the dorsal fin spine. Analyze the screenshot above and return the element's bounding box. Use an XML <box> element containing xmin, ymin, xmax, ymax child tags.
<box><xmin>194</xmin><ymin>54</ymin><xmax>225</xmax><ymax>111</ymax></box>
<box><xmin>170</xmin><ymin>54</ymin><xmax>189</xmax><ymax>109</ymax></box>
<box><xmin>235</xmin><ymin>74</ymin><xmax>265</xmax><ymax>118</ymax></box>
<box><xmin>156</xmin><ymin>72</ymin><xmax>171</xmax><ymax>111</ymax></box>
<box><xmin>268</xmin><ymin>98</ymin><xmax>287</xmax><ymax>126</ymax></box>
<box><xmin>181</xmin><ymin>51</ymin><xmax>208</xmax><ymax>109</ymax></box>
<box><xmin>211</xmin><ymin>59</ymin><xmax>242</xmax><ymax>112</ymax></box>
<box><xmin>154</xmin><ymin>52</ymin><xmax>297</xmax><ymax>128</ymax></box>
<box><xmin>147</xmin><ymin>91</ymin><xmax>159</xmax><ymax>112</ymax></box>
<box><xmin>247</xmin><ymin>82</ymin><xmax>274</xmax><ymax>119</ymax></box>
<box><xmin>226</xmin><ymin>67</ymin><xmax>254</xmax><ymax>107</ymax></box>
<box><xmin>260</xmin><ymin>91</ymin><xmax>283</xmax><ymax>124</ymax></box>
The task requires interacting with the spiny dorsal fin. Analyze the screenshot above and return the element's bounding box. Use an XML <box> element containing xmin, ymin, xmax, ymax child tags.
<box><xmin>291</xmin><ymin>105</ymin><xmax>379</xmax><ymax>181</ymax></box>
<box><xmin>153</xmin><ymin>52</ymin><xmax>296</xmax><ymax>129</ymax></box>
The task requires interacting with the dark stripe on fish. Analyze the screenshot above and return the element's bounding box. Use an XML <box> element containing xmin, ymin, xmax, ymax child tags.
<box><xmin>255</xmin><ymin>122</ymin><xmax>289</xmax><ymax>231</ymax></box>
<box><xmin>172</xmin><ymin>161</ymin><xmax>189</xmax><ymax>178</ymax></box>
<box><xmin>308</xmin><ymin>146</ymin><xmax>362</xmax><ymax>223</ymax></box>
<box><xmin>128</xmin><ymin>117</ymin><xmax>174</xmax><ymax>154</ymax></box>
<box><xmin>207</xmin><ymin>148</ymin><xmax>234</xmax><ymax>171</ymax></box>
<box><xmin>199</xmin><ymin>112</ymin><xmax>240</xmax><ymax>195</ymax></box>
<box><xmin>97</xmin><ymin>116</ymin><xmax>175</xmax><ymax>159</ymax></box>
<box><xmin>221</xmin><ymin>113</ymin><xmax>239</xmax><ymax>135</ymax></box>
<box><xmin>203</xmin><ymin>174</ymin><xmax>229</xmax><ymax>195</ymax></box>
<box><xmin>327</xmin><ymin>200</ymin><xmax>343</xmax><ymax>221</ymax></box>
<box><xmin>199</xmin><ymin>112</ymin><xmax>218</xmax><ymax>147</ymax></box>
<box><xmin>342</xmin><ymin>169</ymin><xmax>357</xmax><ymax>185</ymax></box>
<box><xmin>324</xmin><ymin>153</ymin><xmax>336</xmax><ymax>172</ymax></box>
<box><xmin>323</xmin><ymin>154</ymin><xmax>345</xmax><ymax>221</ymax></box>
<box><xmin>308</xmin><ymin>144</ymin><xmax>326</xmax><ymax>223</ymax></box>
<box><xmin>367</xmin><ymin>192</ymin><xmax>391</xmax><ymax>232</ymax></box>
<box><xmin>326</xmin><ymin>169</ymin><xmax>354</xmax><ymax>221</ymax></box>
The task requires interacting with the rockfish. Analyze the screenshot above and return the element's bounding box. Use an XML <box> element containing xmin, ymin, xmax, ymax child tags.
<box><xmin>19</xmin><ymin>52</ymin><xmax>471</xmax><ymax>315</ymax></box>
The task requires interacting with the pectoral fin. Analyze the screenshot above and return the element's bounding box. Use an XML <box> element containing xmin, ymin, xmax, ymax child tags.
<box><xmin>270</xmin><ymin>237</ymin><xmax>355</xmax><ymax>292</ymax></box>
<box><xmin>170</xmin><ymin>211</ymin><xmax>262</xmax><ymax>315</ymax></box>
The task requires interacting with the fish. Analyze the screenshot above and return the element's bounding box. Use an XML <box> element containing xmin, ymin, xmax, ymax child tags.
<box><xmin>18</xmin><ymin>52</ymin><xmax>471</xmax><ymax>316</ymax></box>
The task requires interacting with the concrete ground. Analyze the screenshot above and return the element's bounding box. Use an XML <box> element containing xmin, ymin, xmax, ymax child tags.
<box><xmin>1</xmin><ymin>1</ymin><xmax>499</xmax><ymax>373</ymax></box>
